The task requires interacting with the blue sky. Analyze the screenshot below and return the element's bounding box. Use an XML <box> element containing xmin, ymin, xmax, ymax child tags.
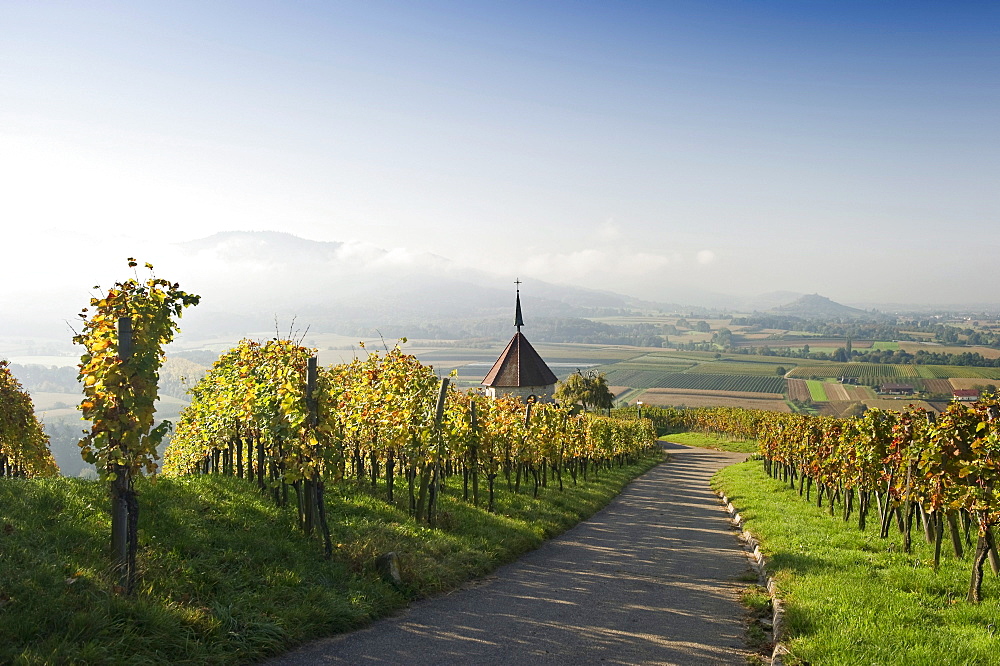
<box><xmin>2</xmin><ymin>1</ymin><xmax>999</xmax><ymax>314</ymax></box>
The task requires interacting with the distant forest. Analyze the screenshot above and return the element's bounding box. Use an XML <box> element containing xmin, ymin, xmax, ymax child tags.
<box><xmin>339</xmin><ymin>316</ymin><xmax>668</xmax><ymax>347</ymax></box>
<box><xmin>732</xmin><ymin>315</ymin><xmax>1000</xmax><ymax>348</ymax></box>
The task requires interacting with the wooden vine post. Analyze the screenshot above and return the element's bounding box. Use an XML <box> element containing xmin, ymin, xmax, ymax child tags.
<box><xmin>470</xmin><ymin>400</ymin><xmax>480</xmax><ymax>507</ymax></box>
<box><xmin>75</xmin><ymin>259</ymin><xmax>199</xmax><ymax>594</ymax></box>
<box><xmin>109</xmin><ymin>316</ymin><xmax>135</xmax><ymax>590</ymax></box>
<box><xmin>428</xmin><ymin>376</ymin><xmax>449</xmax><ymax>527</ymax></box>
<box><xmin>305</xmin><ymin>355</ymin><xmax>334</xmax><ymax>558</ymax></box>
<box><xmin>304</xmin><ymin>355</ymin><xmax>319</xmax><ymax>536</ymax></box>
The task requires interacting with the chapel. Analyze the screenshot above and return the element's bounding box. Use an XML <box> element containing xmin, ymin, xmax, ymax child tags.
<box><xmin>481</xmin><ymin>281</ymin><xmax>558</xmax><ymax>403</ymax></box>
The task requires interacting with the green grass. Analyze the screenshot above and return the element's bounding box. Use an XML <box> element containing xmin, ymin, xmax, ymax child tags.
<box><xmin>714</xmin><ymin>462</ymin><xmax>1000</xmax><ymax>665</ymax></box>
<box><xmin>872</xmin><ymin>341</ymin><xmax>900</xmax><ymax>350</ymax></box>
<box><xmin>0</xmin><ymin>450</ymin><xmax>662</xmax><ymax>664</ymax></box>
<box><xmin>660</xmin><ymin>432</ymin><xmax>759</xmax><ymax>453</ymax></box>
<box><xmin>806</xmin><ymin>380</ymin><xmax>828</xmax><ymax>402</ymax></box>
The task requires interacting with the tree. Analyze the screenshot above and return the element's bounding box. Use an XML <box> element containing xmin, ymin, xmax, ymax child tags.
<box><xmin>555</xmin><ymin>370</ymin><xmax>614</xmax><ymax>415</ymax></box>
<box><xmin>712</xmin><ymin>327</ymin><xmax>733</xmax><ymax>349</ymax></box>
<box><xmin>842</xmin><ymin>402</ymin><xmax>868</xmax><ymax>419</ymax></box>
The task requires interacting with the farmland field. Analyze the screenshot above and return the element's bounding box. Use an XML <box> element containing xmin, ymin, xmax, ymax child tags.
<box><xmin>648</xmin><ymin>373</ymin><xmax>785</xmax><ymax>393</ymax></box>
<box><xmin>898</xmin><ymin>341</ymin><xmax>1000</xmax><ymax>359</ymax></box>
<box><xmin>818</xmin><ymin>401</ymin><xmax>869</xmax><ymax>417</ymax></box>
<box><xmin>786</xmin><ymin>364</ymin><xmax>842</xmax><ymax>379</ymax></box>
<box><xmin>788</xmin><ymin>363</ymin><xmax>919</xmax><ymax>380</ymax></box>
<box><xmin>731</xmin><ymin>337</ymin><xmax>876</xmax><ymax>350</ymax></box>
<box><xmin>602</xmin><ymin>370</ymin><xmax>785</xmax><ymax>392</ymax></box>
<box><xmin>843</xmin><ymin>385</ymin><xmax>874</xmax><ymax>401</ymax></box>
<box><xmin>637</xmin><ymin>389</ymin><xmax>792</xmax><ymax>412</ymax></box>
<box><xmin>822</xmin><ymin>382</ymin><xmax>850</xmax><ymax>401</ymax></box>
<box><xmin>865</xmin><ymin>398</ymin><xmax>940</xmax><ymax>413</ymax></box>
<box><xmin>838</xmin><ymin>363</ymin><xmax>919</xmax><ymax>379</ymax></box>
<box><xmin>787</xmin><ymin>379</ymin><xmax>811</xmax><ymax>401</ymax></box>
<box><xmin>922</xmin><ymin>378</ymin><xmax>955</xmax><ymax>394</ymax></box>
<box><xmin>948</xmin><ymin>377</ymin><xmax>999</xmax><ymax>390</ymax></box>
<box><xmin>916</xmin><ymin>365</ymin><xmax>1000</xmax><ymax>380</ymax></box>
<box><xmin>600</xmin><ymin>367</ymin><xmax>689</xmax><ymax>389</ymax></box>
<box><xmin>628</xmin><ymin>353</ymin><xmax>699</xmax><ymax>367</ymax></box>
<box><xmin>684</xmin><ymin>359</ymin><xmax>794</xmax><ymax>376</ymax></box>
<box><xmin>637</xmin><ymin>387</ymin><xmax>783</xmax><ymax>400</ymax></box>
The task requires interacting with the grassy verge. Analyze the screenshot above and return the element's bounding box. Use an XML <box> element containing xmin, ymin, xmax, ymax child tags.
<box><xmin>660</xmin><ymin>431</ymin><xmax>759</xmax><ymax>453</ymax></box>
<box><xmin>714</xmin><ymin>461</ymin><xmax>1000</xmax><ymax>665</ymax></box>
<box><xmin>1</xmin><ymin>449</ymin><xmax>662</xmax><ymax>664</ymax></box>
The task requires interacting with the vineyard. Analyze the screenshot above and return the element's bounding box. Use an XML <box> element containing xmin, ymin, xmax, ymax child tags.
<box><xmin>2</xmin><ymin>263</ymin><xmax>656</xmax><ymax>598</ymax></box>
<box><xmin>678</xmin><ymin>401</ymin><xmax>1000</xmax><ymax>603</ymax></box>
<box><xmin>601</xmin><ymin>367</ymin><xmax>786</xmax><ymax>394</ymax></box>
<box><xmin>648</xmin><ymin>373</ymin><xmax>786</xmax><ymax>394</ymax></box>
<box><xmin>600</xmin><ymin>366</ymin><xmax>691</xmax><ymax>388</ymax></box>
<box><xmin>916</xmin><ymin>365</ymin><xmax>1000</xmax><ymax>380</ymax></box>
<box><xmin>788</xmin><ymin>363</ymin><xmax>920</xmax><ymax>380</ymax></box>
<box><xmin>0</xmin><ymin>360</ymin><xmax>58</xmax><ymax>479</ymax></box>
<box><xmin>162</xmin><ymin>339</ymin><xmax>655</xmax><ymax>540</ymax></box>
<box><xmin>684</xmin><ymin>359</ymin><xmax>794</xmax><ymax>376</ymax></box>
<box><xmin>1</xmin><ymin>264</ymin><xmax>664</xmax><ymax>664</ymax></box>
<box><xmin>636</xmin><ymin>390</ymin><xmax>793</xmax><ymax>413</ymax></box>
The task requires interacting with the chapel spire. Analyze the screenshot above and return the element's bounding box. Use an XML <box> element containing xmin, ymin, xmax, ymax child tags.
<box><xmin>514</xmin><ymin>278</ymin><xmax>524</xmax><ymax>331</ymax></box>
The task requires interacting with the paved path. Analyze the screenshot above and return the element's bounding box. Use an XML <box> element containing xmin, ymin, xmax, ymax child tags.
<box><xmin>267</xmin><ymin>444</ymin><xmax>753</xmax><ymax>665</ymax></box>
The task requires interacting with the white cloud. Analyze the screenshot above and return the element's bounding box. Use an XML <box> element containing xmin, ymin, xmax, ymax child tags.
<box><xmin>520</xmin><ymin>249</ymin><xmax>671</xmax><ymax>285</ymax></box>
<box><xmin>696</xmin><ymin>250</ymin><xmax>716</xmax><ymax>265</ymax></box>
<box><xmin>595</xmin><ymin>219</ymin><xmax>621</xmax><ymax>242</ymax></box>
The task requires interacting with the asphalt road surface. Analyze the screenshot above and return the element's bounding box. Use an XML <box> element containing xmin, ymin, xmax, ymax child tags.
<box><xmin>266</xmin><ymin>443</ymin><xmax>753</xmax><ymax>665</ymax></box>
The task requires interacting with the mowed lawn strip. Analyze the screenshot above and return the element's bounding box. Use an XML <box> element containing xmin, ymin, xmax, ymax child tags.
<box><xmin>660</xmin><ymin>432</ymin><xmax>758</xmax><ymax>454</ymax></box>
<box><xmin>713</xmin><ymin>461</ymin><xmax>1000</xmax><ymax>665</ymax></box>
<box><xmin>1</xmin><ymin>449</ymin><xmax>662</xmax><ymax>665</ymax></box>
<box><xmin>805</xmin><ymin>380</ymin><xmax>828</xmax><ymax>402</ymax></box>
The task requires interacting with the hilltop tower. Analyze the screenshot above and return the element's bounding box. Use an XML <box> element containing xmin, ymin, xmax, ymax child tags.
<box><xmin>481</xmin><ymin>280</ymin><xmax>558</xmax><ymax>402</ymax></box>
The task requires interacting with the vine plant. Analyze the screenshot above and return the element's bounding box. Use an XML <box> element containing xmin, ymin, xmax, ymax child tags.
<box><xmin>74</xmin><ymin>259</ymin><xmax>199</xmax><ymax>592</ymax></box>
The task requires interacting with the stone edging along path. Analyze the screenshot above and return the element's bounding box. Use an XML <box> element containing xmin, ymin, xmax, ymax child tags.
<box><xmin>266</xmin><ymin>444</ymin><xmax>757</xmax><ymax>665</ymax></box>
<box><xmin>718</xmin><ymin>490</ymin><xmax>790</xmax><ymax>666</ymax></box>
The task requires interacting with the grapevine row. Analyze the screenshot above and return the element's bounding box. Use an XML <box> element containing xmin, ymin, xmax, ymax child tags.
<box><xmin>681</xmin><ymin>401</ymin><xmax>1000</xmax><ymax>603</ymax></box>
<box><xmin>162</xmin><ymin>340</ymin><xmax>656</xmax><ymax>529</ymax></box>
<box><xmin>0</xmin><ymin>360</ymin><xmax>58</xmax><ymax>478</ymax></box>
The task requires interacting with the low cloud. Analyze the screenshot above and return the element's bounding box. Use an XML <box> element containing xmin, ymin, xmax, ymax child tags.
<box><xmin>520</xmin><ymin>249</ymin><xmax>671</xmax><ymax>284</ymax></box>
<box><xmin>696</xmin><ymin>250</ymin><xmax>716</xmax><ymax>265</ymax></box>
<box><xmin>595</xmin><ymin>219</ymin><xmax>622</xmax><ymax>242</ymax></box>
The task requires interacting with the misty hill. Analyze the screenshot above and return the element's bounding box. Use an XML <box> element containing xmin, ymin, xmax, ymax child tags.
<box><xmin>173</xmin><ymin>231</ymin><xmax>685</xmax><ymax>338</ymax></box>
<box><xmin>773</xmin><ymin>294</ymin><xmax>873</xmax><ymax>319</ymax></box>
<box><xmin>738</xmin><ymin>291</ymin><xmax>804</xmax><ymax>312</ymax></box>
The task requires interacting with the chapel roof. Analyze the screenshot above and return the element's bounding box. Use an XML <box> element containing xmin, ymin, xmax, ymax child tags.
<box><xmin>481</xmin><ymin>331</ymin><xmax>558</xmax><ymax>388</ymax></box>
